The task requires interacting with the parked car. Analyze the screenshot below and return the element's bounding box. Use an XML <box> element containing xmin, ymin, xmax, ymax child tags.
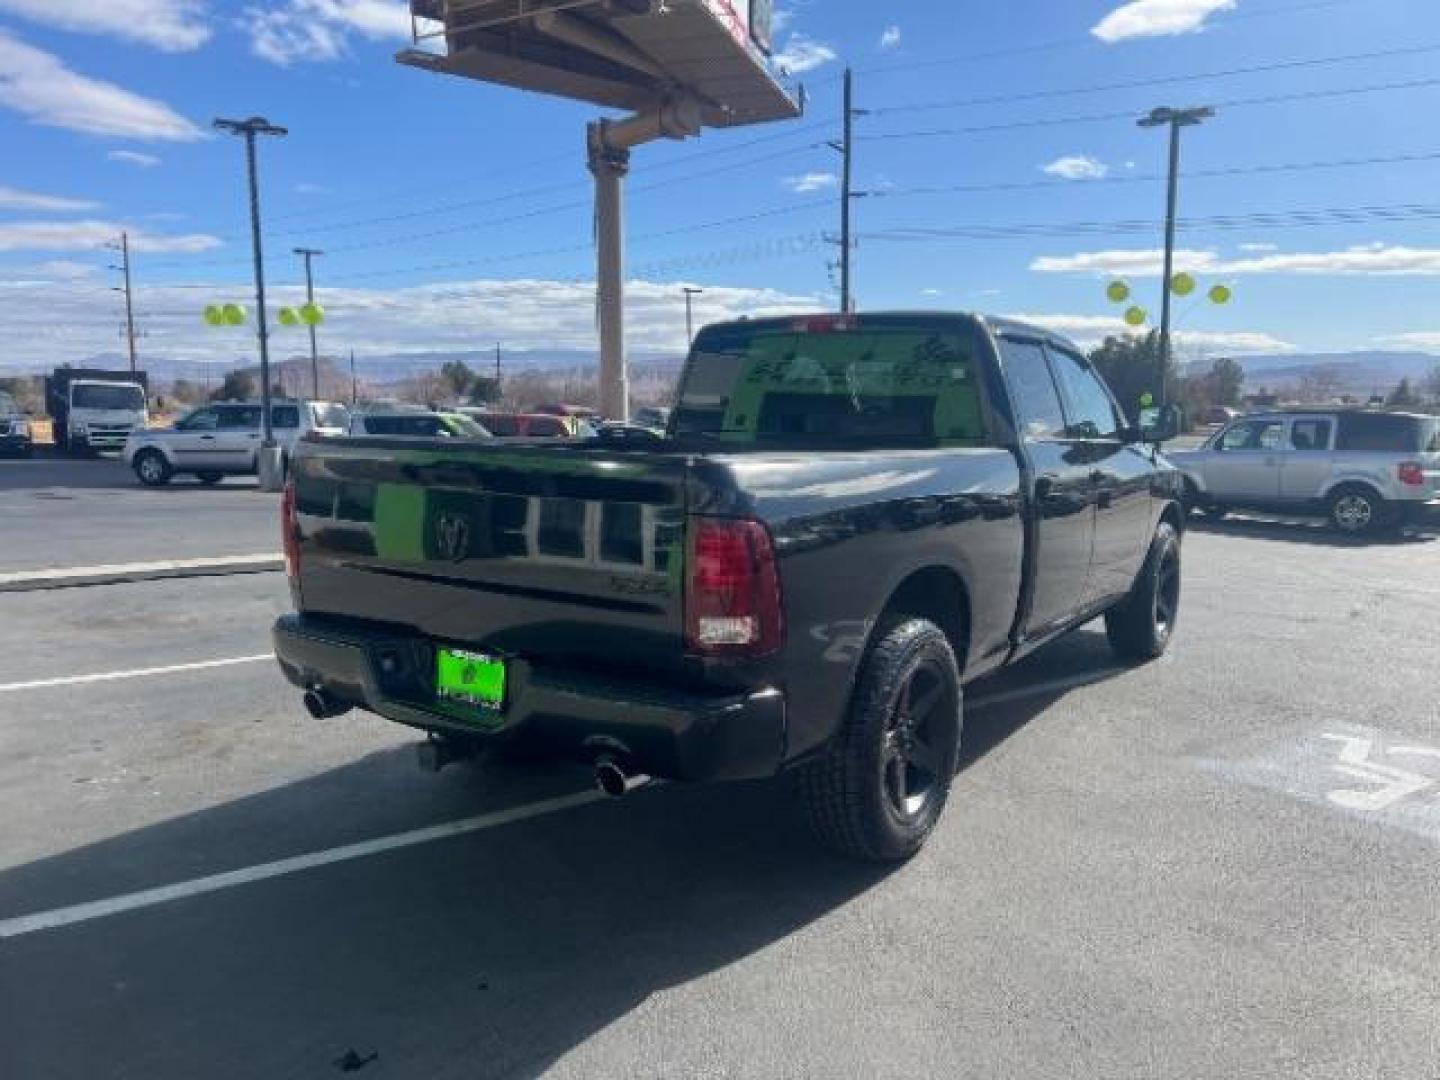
<box><xmin>0</xmin><ymin>391</ymin><xmax>33</xmax><ymax>457</ymax></box>
<box><xmin>463</xmin><ymin>410</ymin><xmax>591</xmax><ymax>438</ymax></box>
<box><xmin>349</xmin><ymin>409</ymin><xmax>489</xmax><ymax>438</ymax></box>
<box><xmin>274</xmin><ymin>311</ymin><xmax>1185</xmax><ymax>862</ymax></box>
<box><xmin>1169</xmin><ymin>409</ymin><xmax>1440</xmax><ymax>535</ymax></box>
<box><xmin>124</xmin><ymin>399</ymin><xmax>349</xmax><ymax>486</ymax></box>
<box><xmin>593</xmin><ymin>420</ymin><xmax>664</xmax><ymax>445</ymax></box>
<box><xmin>633</xmin><ymin>405</ymin><xmax>671</xmax><ymax>430</ymax></box>
<box><xmin>1204</xmin><ymin>406</ymin><xmax>1240</xmax><ymax>426</ymax></box>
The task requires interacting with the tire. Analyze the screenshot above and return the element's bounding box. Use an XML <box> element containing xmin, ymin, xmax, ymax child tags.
<box><xmin>133</xmin><ymin>450</ymin><xmax>172</xmax><ymax>487</ymax></box>
<box><xmin>197</xmin><ymin>471</ymin><xmax>225</xmax><ymax>486</ymax></box>
<box><xmin>801</xmin><ymin>618</ymin><xmax>963</xmax><ymax>862</ymax></box>
<box><xmin>1328</xmin><ymin>484</ymin><xmax>1386</xmax><ymax>537</ymax></box>
<box><xmin>1106</xmin><ymin>521</ymin><xmax>1182</xmax><ymax>662</ymax></box>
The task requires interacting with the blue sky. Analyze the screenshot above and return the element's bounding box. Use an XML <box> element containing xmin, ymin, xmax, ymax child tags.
<box><xmin>2</xmin><ymin>0</ymin><xmax>1439</xmax><ymax>372</ymax></box>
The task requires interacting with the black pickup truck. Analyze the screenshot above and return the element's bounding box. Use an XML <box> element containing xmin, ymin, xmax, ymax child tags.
<box><xmin>274</xmin><ymin>312</ymin><xmax>1184</xmax><ymax>860</ymax></box>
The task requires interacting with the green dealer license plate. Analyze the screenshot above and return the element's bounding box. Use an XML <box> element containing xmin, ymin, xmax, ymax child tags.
<box><xmin>435</xmin><ymin>647</ymin><xmax>507</xmax><ymax>713</ymax></box>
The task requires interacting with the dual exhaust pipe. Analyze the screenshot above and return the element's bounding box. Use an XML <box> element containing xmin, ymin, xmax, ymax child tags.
<box><xmin>594</xmin><ymin>755</ymin><xmax>651</xmax><ymax>798</ymax></box>
<box><xmin>303</xmin><ymin>688</ymin><xmax>649</xmax><ymax>797</ymax></box>
<box><xmin>302</xmin><ymin>688</ymin><xmax>351</xmax><ymax>720</ymax></box>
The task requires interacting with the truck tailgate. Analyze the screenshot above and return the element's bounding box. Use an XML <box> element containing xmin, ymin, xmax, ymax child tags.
<box><xmin>290</xmin><ymin>439</ymin><xmax>690</xmax><ymax>680</ymax></box>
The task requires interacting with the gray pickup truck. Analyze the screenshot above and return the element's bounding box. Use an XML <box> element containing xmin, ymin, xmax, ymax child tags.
<box><xmin>274</xmin><ymin>312</ymin><xmax>1185</xmax><ymax>860</ymax></box>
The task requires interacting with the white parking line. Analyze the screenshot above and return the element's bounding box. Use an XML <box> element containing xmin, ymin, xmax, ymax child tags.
<box><xmin>0</xmin><ymin>790</ymin><xmax>605</xmax><ymax>940</ymax></box>
<box><xmin>0</xmin><ymin>655</ymin><xmax>273</xmax><ymax>694</ymax></box>
<box><xmin>0</xmin><ymin>554</ymin><xmax>280</xmax><ymax>586</ymax></box>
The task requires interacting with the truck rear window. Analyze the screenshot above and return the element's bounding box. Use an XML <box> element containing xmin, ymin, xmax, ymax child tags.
<box><xmin>672</xmin><ymin>323</ymin><xmax>989</xmax><ymax>447</ymax></box>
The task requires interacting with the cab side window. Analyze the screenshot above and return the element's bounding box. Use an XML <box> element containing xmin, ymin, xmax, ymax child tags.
<box><xmin>219</xmin><ymin>406</ymin><xmax>263</xmax><ymax>430</ymax></box>
<box><xmin>999</xmin><ymin>338</ymin><xmax>1066</xmax><ymax>440</ymax></box>
<box><xmin>1219</xmin><ymin>420</ymin><xmax>1284</xmax><ymax>451</ymax></box>
<box><xmin>1047</xmin><ymin>347</ymin><xmax>1121</xmax><ymax>440</ymax></box>
<box><xmin>179</xmin><ymin>408</ymin><xmax>219</xmax><ymax>432</ymax></box>
<box><xmin>1288</xmin><ymin>419</ymin><xmax>1332</xmax><ymax>452</ymax></box>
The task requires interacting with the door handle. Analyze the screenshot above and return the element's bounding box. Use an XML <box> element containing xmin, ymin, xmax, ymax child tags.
<box><xmin>200</xmin><ymin>435</ymin><xmax>215</xmax><ymax>441</ymax></box>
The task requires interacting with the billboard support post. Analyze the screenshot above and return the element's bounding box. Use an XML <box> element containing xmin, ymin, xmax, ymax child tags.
<box><xmin>589</xmin><ymin>133</ymin><xmax>631</xmax><ymax>421</ymax></box>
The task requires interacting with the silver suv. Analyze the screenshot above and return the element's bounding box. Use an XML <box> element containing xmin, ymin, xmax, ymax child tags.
<box><xmin>124</xmin><ymin>400</ymin><xmax>349</xmax><ymax>486</ymax></box>
<box><xmin>1169</xmin><ymin>410</ymin><xmax>1440</xmax><ymax>535</ymax></box>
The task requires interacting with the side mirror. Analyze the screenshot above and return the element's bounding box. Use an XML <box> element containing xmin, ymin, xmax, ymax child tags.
<box><xmin>1138</xmin><ymin>403</ymin><xmax>1183</xmax><ymax>444</ymax></box>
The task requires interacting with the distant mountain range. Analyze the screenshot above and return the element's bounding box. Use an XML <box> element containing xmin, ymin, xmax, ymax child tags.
<box><xmin>1224</xmin><ymin>351</ymin><xmax>1438</xmax><ymax>394</ymax></box>
<box><xmin>11</xmin><ymin>347</ymin><xmax>1435</xmax><ymax>398</ymax></box>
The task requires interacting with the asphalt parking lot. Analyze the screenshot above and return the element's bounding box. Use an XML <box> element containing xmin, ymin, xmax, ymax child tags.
<box><xmin>1</xmin><ymin>459</ymin><xmax>1437</xmax><ymax>1079</ymax></box>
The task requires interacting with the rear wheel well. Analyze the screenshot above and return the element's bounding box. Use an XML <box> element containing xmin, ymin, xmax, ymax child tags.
<box><xmin>1326</xmin><ymin>480</ymin><xmax>1384</xmax><ymax>502</ymax></box>
<box><xmin>880</xmin><ymin>568</ymin><xmax>971</xmax><ymax>674</ymax></box>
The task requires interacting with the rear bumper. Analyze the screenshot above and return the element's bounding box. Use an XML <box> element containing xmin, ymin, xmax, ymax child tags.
<box><xmin>272</xmin><ymin>614</ymin><xmax>787</xmax><ymax>783</ymax></box>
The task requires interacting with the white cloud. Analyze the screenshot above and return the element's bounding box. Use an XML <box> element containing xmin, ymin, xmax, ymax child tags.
<box><xmin>1008</xmin><ymin>312</ymin><xmax>1294</xmax><ymax>354</ymax></box>
<box><xmin>879</xmin><ymin>25</ymin><xmax>902</xmax><ymax>50</ymax></box>
<box><xmin>0</xmin><ymin>277</ymin><xmax>819</xmax><ymax>369</ymax></box>
<box><xmin>0</xmin><ymin>220</ymin><xmax>222</xmax><ymax>254</ymax></box>
<box><xmin>772</xmin><ymin>34</ymin><xmax>838</xmax><ymax>75</ymax></box>
<box><xmin>0</xmin><ymin>0</ymin><xmax>210</xmax><ymax>51</ymax></box>
<box><xmin>1</xmin><ymin>259</ymin><xmax>99</xmax><ymax>283</ymax></box>
<box><xmin>1031</xmin><ymin>248</ymin><xmax>1218</xmax><ymax>276</ymax></box>
<box><xmin>1041</xmin><ymin>154</ymin><xmax>1110</xmax><ymax>181</ymax></box>
<box><xmin>108</xmin><ymin>150</ymin><xmax>161</xmax><ymax>168</ymax></box>
<box><xmin>241</xmin><ymin>0</ymin><xmax>412</xmax><ymax>65</ymax></box>
<box><xmin>921</xmin><ymin>288</ymin><xmax>942</xmax><ymax>297</ymax></box>
<box><xmin>1238</xmin><ymin>242</ymin><xmax>1277</xmax><ymax>253</ymax></box>
<box><xmin>1378</xmin><ymin>332</ymin><xmax>1440</xmax><ymax>351</ymax></box>
<box><xmin>1033</xmin><ymin>244</ymin><xmax>1440</xmax><ymax>278</ymax></box>
<box><xmin>0</xmin><ymin>31</ymin><xmax>204</xmax><ymax>141</ymax></box>
<box><xmin>0</xmin><ymin>185</ymin><xmax>98</xmax><ymax>212</ymax></box>
<box><xmin>295</xmin><ymin>182</ymin><xmax>329</xmax><ymax>194</ymax></box>
<box><xmin>1092</xmin><ymin>0</ymin><xmax>1236</xmax><ymax>43</ymax></box>
<box><xmin>782</xmin><ymin>171</ymin><xmax>837</xmax><ymax>194</ymax></box>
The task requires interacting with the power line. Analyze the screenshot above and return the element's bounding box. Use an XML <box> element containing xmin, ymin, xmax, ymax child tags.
<box><xmin>859</xmin><ymin>76</ymin><xmax>1440</xmax><ymax>142</ymax></box>
<box><xmin>859</xmin><ymin>200</ymin><xmax>1440</xmax><ymax>242</ymax></box>
<box><xmin>869</xmin><ymin>42</ymin><xmax>1440</xmax><ymax>117</ymax></box>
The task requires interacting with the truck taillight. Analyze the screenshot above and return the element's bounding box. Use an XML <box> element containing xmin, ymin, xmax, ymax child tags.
<box><xmin>281</xmin><ymin>481</ymin><xmax>300</xmax><ymax>582</ymax></box>
<box><xmin>792</xmin><ymin>314</ymin><xmax>857</xmax><ymax>334</ymax></box>
<box><xmin>1397</xmin><ymin>462</ymin><xmax>1425</xmax><ymax>487</ymax></box>
<box><xmin>685</xmin><ymin>518</ymin><xmax>784</xmax><ymax>658</ymax></box>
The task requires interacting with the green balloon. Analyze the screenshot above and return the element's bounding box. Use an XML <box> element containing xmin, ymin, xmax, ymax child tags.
<box><xmin>203</xmin><ymin>305</ymin><xmax>224</xmax><ymax>327</ymax></box>
<box><xmin>278</xmin><ymin>306</ymin><xmax>301</xmax><ymax>327</ymax></box>
<box><xmin>1140</xmin><ymin>392</ymin><xmax>1155</xmax><ymax>409</ymax></box>
<box><xmin>222</xmin><ymin>303</ymin><xmax>246</xmax><ymax>327</ymax></box>
<box><xmin>1106</xmin><ymin>280</ymin><xmax>1131</xmax><ymax>304</ymax></box>
<box><xmin>1208</xmin><ymin>284</ymin><xmax>1233</xmax><ymax>305</ymax></box>
<box><xmin>299</xmin><ymin>302</ymin><xmax>325</xmax><ymax>327</ymax></box>
<box><xmin>1124</xmin><ymin>306</ymin><xmax>1148</xmax><ymax>327</ymax></box>
<box><xmin>1171</xmin><ymin>272</ymin><xmax>1196</xmax><ymax>297</ymax></box>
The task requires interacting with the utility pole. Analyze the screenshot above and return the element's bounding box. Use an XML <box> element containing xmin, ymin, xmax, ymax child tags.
<box><xmin>495</xmin><ymin>342</ymin><xmax>502</xmax><ymax>386</ymax></box>
<box><xmin>682</xmin><ymin>286</ymin><xmax>704</xmax><ymax>345</ymax></box>
<box><xmin>1139</xmin><ymin>105</ymin><xmax>1214</xmax><ymax>409</ymax></box>
<box><xmin>826</xmin><ymin>69</ymin><xmax>867</xmax><ymax>313</ymax></box>
<box><xmin>215</xmin><ymin>115</ymin><xmax>288</xmax><ymax>490</ymax></box>
<box><xmin>350</xmin><ymin>349</ymin><xmax>357</xmax><ymax>405</ymax></box>
<box><xmin>293</xmin><ymin>247</ymin><xmax>324</xmax><ymax>399</ymax></box>
<box><xmin>108</xmin><ymin>232</ymin><xmax>139</xmax><ymax>373</ymax></box>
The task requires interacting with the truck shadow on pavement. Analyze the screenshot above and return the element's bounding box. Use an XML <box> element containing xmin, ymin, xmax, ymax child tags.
<box><xmin>1187</xmin><ymin>513</ymin><xmax>1437</xmax><ymax>548</ymax></box>
<box><xmin>0</xmin><ymin>752</ymin><xmax>892</xmax><ymax>1080</ymax></box>
<box><xmin>0</xmin><ymin>641</ymin><xmax>1114</xmax><ymax>1080</ymax></box>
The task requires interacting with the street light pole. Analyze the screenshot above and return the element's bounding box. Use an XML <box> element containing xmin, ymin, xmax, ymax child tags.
<box><xmin>682</xmin><ymin>286</ymin><xmax>704</xmax><ymax>345</ymax></box>
<box><xmin>215</xmin><ymin>116</ymin><xmax>287</xmax><ymax>488</ymax></box>
<box><xmin>294</xmin><ymin>247</ymin><xmax>324</xmax><ymax>399</ymax></box>
<box><xmin>1138</xmin><ymin>105</ymin><xmax>1214</xmax><ymax>409</ymax></box>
